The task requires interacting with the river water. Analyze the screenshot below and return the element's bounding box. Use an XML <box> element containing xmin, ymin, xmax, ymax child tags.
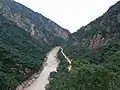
<box><xmin>23</xmin><ymin>47</ymin><xmax>61</xmax><ymax>90</ymax></box>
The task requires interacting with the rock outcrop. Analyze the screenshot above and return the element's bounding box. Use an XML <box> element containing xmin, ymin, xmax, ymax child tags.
<box><xmin>0</xmin><ymin>0</ymin><xmax>70</xmax><ymax>45</ymax></box>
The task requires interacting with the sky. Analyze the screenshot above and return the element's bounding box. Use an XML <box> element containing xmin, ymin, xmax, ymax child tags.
<box><xmin>15</xmin><ymin>0</ymin><xmax>119</xmax><ymax>32</ymax></box>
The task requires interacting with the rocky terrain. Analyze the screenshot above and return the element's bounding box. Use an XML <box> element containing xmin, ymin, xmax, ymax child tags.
<box><xmin>0</xmin><ymin>0</ymin><xmax>70</xmax><ymax>45</ymax></box>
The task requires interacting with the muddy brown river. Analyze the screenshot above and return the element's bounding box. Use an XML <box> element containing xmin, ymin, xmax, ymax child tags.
<box><xmin>23</xmin><ymin>47</ymin><xmax>61</xmax><ymax>90</ymax></box>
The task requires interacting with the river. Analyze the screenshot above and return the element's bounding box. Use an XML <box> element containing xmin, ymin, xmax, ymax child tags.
<box><xmin>23</xmin><ymin>47</ymin><xmax>61</xmax><ymax>90</ymax></box>
<box><xmin>16</xmin><ymin>46</ymin><xmax>71</xmax><ymax>90</ymax></box>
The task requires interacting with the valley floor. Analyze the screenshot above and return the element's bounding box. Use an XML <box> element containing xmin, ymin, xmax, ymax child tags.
<box><xmin>22</xmin><ymin>47</ymin><xmax>61</xmax><ymax>90</ymax></box>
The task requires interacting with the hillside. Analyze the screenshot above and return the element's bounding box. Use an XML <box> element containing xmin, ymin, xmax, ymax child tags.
<box><xmin>47</xmin><ymin>1</ymin><xmax>120</xmax><ymax>90</ymax></box>
<box><xmin>0</xmin><ymin>0</ymin><xmax>70</xmax><ymax>89</ymax></box>
<box><xmin>0</xmin><ymin>0</ymin><xmax>70</xmax><ymax>45</ymax></box>
<box><xmin>67</xmin><ymin>1</ymin><xmax>120</xmax><ymax>49</ymax></box>
<box><xmin>1</xmin><ymin>0</ymin><xmax>120</xmax><ymax>90</ymax></box>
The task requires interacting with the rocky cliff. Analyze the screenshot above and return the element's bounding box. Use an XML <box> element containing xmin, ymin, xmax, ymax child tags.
<box><xmin>0</xmin><ymin>0</ymin><xmax>70</xmax><ymax>45</ymax></box>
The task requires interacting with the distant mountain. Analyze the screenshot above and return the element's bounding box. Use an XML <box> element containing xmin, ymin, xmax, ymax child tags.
<box><xmin>48</xmin><ymin>1</ymin><xmax>120</xmax><ymax>90</ymax></box>
<box><xmin>0</xmin><ymin>0</ymin><xmax>70</xmax><ymax>89</ymax></box>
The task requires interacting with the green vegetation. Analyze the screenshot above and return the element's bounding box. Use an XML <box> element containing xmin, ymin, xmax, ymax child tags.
<box><xmin>53</xmin><ymin>36</ymin><xmax>66</xmax><ymax>46</ymax></box>
<box><xmin>48</xmin><ymin>40</ymin><xmax>120</xmax><ymax>90</ymax></box>
<box><xmin>0</xmin><ymin>15</ymin><xmax>50</xmax><ymax>90</ymax></box>
<box><xmin>47</xmin><ymin>1</ymin><xmax>120</xmax><ymax>90</ymax></box>
<box><xmin>0</xmin><ymin>0</ymin><xmax>120</xmax><ymax>90</ymax></box>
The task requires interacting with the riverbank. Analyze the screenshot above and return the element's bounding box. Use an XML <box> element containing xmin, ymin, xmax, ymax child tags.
<box><xmin>22</xmin><ymin>47</ymin><xmax>61</xmax><ymax>90</ymax></box>
<box><xmin>16</xmin><ymin>46</ymin><xmax>72</xmax><ymax>90</ymax></box>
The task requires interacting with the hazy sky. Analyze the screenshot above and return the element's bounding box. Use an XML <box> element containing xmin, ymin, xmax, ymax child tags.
<box><xmin>15</xmin><ymin>0</ymin><xmax>119</xmax><ymax>32</ymax></box>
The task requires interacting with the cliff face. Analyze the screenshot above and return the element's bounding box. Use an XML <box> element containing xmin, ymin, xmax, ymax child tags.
<box><xmin>0</xmin><ymin>0</ymin><xmax>70</xmax><ymax>45</ymax></box>
<box><xmin>68</xmin><ymin>1</ymin><xmax>120</xmax><ymax>48</ymax></box>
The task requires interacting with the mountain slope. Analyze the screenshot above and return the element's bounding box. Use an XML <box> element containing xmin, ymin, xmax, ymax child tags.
<box><xmin>67</xmin><ymin>1</ymin><xmax>120</xmax><ymax>48</ymax></box>
<box><xmin>0</xmin><ymin>0</ymin><xmax>70</xmax><ymax>45</ymax></box>
<box><xmin>0</xmin><ymin>15</ymin><xmax>50</xmax><ymax>90</ymax></box>
<box><xmin>0</xmin><ymin>0</ymin><xmax>70</xmax><ymax>90</ymax></box>
<box><xmin>47</xmin><ymin>1</ymin><xmax>120</xmax><ymax>90</ymax></box>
